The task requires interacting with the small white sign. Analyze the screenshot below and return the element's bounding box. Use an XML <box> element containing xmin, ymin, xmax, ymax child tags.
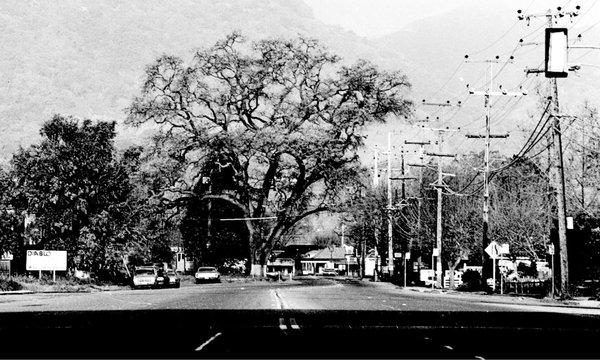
<box><xmin>394</xmin><ymin>252</ymin><xmax>402</xmax><ymax>258</ymax></box>
<box><xmin>432</xmin><ymin>248</ymin><xmax>440</xmax><ymax>257</ymax></box>
<box><xmin>26</xmin><ymin>250</ymin><xmax>67</xmax><ymax>271</ymax></box>
<box><xmin>405</xmin><ymin>252</ymin><xmax>411</xmax><ymax>260</ymax></box>
<box><xmin>566</xmin><ymin>217</ymin><xmax>574</xmax><ymax>230</ymax></box>
<box><xmin>499</xmin><ymin>243</ymin><xmax>510</xmax><ymax>255</ymax></box>
<box><xmin>548</xmin><ymin>244</ymin><xmax>555</xmax><ymax>255</ymax></box>
<box><xmin>485</xmin><ymin>241</ymin><xmax>500</xmax><ymax>259</ymax></box>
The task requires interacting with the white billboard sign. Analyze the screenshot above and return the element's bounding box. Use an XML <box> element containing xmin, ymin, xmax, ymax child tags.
<box><xmin>26</xmin><ymin>250</ymin><xmax>67</xmax><ymax>271</ymax></box>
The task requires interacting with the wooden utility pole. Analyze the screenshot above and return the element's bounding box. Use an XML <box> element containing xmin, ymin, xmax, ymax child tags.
<box><xmin>465</xmin><ymin>55</ymin><xmax>526</xmax><ymax>283</ymax></box>
<box><xmin>518</xmin><ymin>5</ymin><xmax>583</xmax><ymax>298</ymax></box>
<box><xmin>420</xmin><ymin>99</ymin><xmax>460</xmax><ymax>288</ymax></box>
<box><xmin>387</xmin><ymin>132</ymin><xmax>394</xmax><ymax>276</ymax></box>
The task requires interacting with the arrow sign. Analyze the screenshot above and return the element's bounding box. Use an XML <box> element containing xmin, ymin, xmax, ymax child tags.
<box><xmin>485</xmin><ymin>241</ymin><xmax>500</xmax><ymax>259</ymax></box>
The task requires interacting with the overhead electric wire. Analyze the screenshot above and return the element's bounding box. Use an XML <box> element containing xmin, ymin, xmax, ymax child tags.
<box><xmin>468</xmin><ymin>0</ymin><xmax>537</xmax><ymax>57</ymax></box>
<box><xmin>427</xmin><ymin>62</ymin><xmax>465</xmax><ymax>101</ymax></box>
<box><xmin>570</xmin><ymin>0</ymin><xmax>598</xmax><ymax>31</ymax></box>
<box><xmin>486</xmin><ymin>100</ymin><xmax>552</xmax><ymax>180</ymax></box>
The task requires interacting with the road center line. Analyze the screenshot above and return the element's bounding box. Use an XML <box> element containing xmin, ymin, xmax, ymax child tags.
<box><xmin>195</xmin><ymin>332</ymin><xmax>222</xmax><ymax>351</ymax></box>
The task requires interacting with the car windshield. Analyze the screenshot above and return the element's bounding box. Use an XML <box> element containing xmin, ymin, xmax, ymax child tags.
<box><xmin>134</xmin><ymin>269</ymin><xmax>154</xmax><ymax>275</ymax></box>
<box><xmin>1</xmin><ymin>2</ymin><xmax>600</xmax><ymax>358</ymax></box>
<box><xmin>197</xmin><ymin>267</ymin><xmax>217</xmax><ymax>272</ymax></box>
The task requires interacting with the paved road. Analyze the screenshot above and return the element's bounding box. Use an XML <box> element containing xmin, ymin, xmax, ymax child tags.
<box><xmin>1</xmin><ymin>277</ymin><xmax>598</xmax><ymax>314</ymax></box>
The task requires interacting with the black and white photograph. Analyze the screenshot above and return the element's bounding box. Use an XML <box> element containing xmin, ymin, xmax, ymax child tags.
<box><xmin>0</xmin><ymin>0</ymin><xmax>600</xmax><ymax>358</ymax></box>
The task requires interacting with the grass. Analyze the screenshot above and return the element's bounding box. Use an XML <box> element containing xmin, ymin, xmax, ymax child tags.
<box><xmin>0</xmin><ymin>275</ymin><xmax>129</xmax><ymax>293</ymax></box>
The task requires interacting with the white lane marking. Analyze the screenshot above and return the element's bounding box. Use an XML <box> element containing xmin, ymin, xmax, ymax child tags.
<box><xmin>270</xmin><ymin>289</ymin><xmax>285</xmax><ymax>309</ymax></box>
<box><xmin>443</xmin><ymin>345</ymin><xmax>454</xmax><ymax>351</ymax></box>
<box><xmin>475</xmin><ymin>356</ymin><xmax>485</xmax><ymax>360</ymax></box>
<box><xmin>279</xmin><ymin>317</ymin><xmax>288</xmax><ymax>330</ymax></box>
<box><xmin>289</xmin><ymin>318</ymin><xmax>300</xmax><ymax>330</ymax></box>
<box><xmin>195</xmin><ymin>332</ymin><xmax>222</xmax><ymax>351</ymax></box>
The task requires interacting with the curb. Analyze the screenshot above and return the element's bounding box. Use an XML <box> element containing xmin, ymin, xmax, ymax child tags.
<box><xmin>0</xmin><ymin>290</ymin><xmax>34</xmax><ymax>296</ymax></box>
<box><xmin>402</xmin><ymin>286</ymin><xmax>600</xmax><ymax>310</ymax></box>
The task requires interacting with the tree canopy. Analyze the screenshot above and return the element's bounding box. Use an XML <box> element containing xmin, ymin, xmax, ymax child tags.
<box><xmin>126</xmin><ymin>33</ymin><xmax>412</xmax><ymax>274</ymax></box>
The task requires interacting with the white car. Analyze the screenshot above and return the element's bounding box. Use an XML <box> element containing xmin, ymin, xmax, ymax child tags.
<box><xmin>132</xmin><ymin>266</ymin><xmax>159</xmax><ymax>289</ymax></box>
<box><xmin>195</xmin><ymin>267</ymin><xmax>221</xmax><ymax>283</ymax></box>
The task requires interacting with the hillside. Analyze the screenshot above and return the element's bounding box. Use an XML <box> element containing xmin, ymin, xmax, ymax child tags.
<box><xmin>0</xmin><ymin>0</ymin><xmax>598</xmax><ymax>162</ymax></box>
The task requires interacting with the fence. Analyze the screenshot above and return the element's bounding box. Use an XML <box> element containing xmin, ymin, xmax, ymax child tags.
<box><xmin>504</xmin><ymin>279</ymin><xmax>550</xmax><ymax>297</ymax></box>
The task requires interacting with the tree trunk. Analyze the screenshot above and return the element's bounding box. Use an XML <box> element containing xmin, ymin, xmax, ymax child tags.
<box><xmin>249</xmin><ymin>231</ymin><xmax>267</xmax><ymax>277</ymax></box>
<box><xmin>448</xmin><ymin>258</ymin><xmax>462</xmax><ymax>290</ymax></box>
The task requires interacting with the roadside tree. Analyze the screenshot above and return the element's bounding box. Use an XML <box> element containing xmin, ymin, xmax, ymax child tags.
<box><xmin>126</xmin><ymin>33</ymin><xmax>412</xmax><ymax>275</ymax></box>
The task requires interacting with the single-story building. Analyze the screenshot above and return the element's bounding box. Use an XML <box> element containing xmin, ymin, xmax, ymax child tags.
<box><xmin>300</xmin><ymin>245</ymin><xmax>358</xmax><ymax>275</ymax></box>
<box><xmin>266</xmin><ymin>257</ymin><xmax>295</xmax><ymax>275</ymax></box>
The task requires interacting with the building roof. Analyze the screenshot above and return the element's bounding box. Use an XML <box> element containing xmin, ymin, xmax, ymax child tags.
<box><xmin>302</xmin><ymin>247</ymin><xmax>347</xmax><ymax>260</ymax></box>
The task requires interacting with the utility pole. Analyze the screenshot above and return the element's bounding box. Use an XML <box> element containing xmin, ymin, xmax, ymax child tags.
<box><xmin>372</xmin><ymin>146</ymin><xmax>380</xmax><ymax>281</ymax></box>
<box><xmin>465</xmin><ymin>55</ymin><xmax>526</xmax><ymax>284</ymax></box>
<box><xmin>420</xmin><ymin>99</ymin><xmax>460</xmax><ymax>288</ymax></box>
<box><xmin>518</xmin><ymin>5</ymin><xmax>584</xmax><ymax>298</ymax></box>
<box><xmin>387</xmin><ymin>132</ymin><xmax>394</xmax><ymax>276</ymax></box>
<box><xmin>373</xmin><ymin>145</ymin><xmax>380</xmax><ymax>188</ymax></box>
<box><xmin>421</xmin><ymin>124</ymin><xmax>459</xmax><ymax>288</ymax></box>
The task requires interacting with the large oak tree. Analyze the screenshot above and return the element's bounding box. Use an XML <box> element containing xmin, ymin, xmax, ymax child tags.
<box><xmin>126</xmin><ymin>33</ymin><xmax>412</xmax><ymax>275</ymax></box>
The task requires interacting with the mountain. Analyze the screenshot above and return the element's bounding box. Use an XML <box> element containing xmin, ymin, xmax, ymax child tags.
<box><xmin>372</xmin><ymin>1</ymin><xmax>600</xmax><ymax>156</ymax></box>
<box><xmin>0</xmin><ymin>0</ymin><xmax>598</xmax><ymax>161</ymax></box>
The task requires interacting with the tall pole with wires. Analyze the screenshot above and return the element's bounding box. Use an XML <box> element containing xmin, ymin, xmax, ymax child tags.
<box><xmin>518</xmin><ymin>4</ymin><xmax>583</xmax><ymax>298</ymax></box>
<box><xmin>419</xmin><ymin>105</ymin><xmax>460</xmax><ymax>288</ymax></box>
<box><xmin>465</xmin><ymin>55</ymin><xmax>526</xmax><ymax>284</ymax></box>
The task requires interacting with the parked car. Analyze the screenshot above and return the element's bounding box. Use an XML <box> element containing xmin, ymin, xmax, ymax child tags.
<box><xmin>195</xmin><ymin>267</ymin><xmax>220</xmax><ymax>283</ymax></box>
<box><xmin>321</xmin><ymin>268</ymin><xmax>338</xmax><ymax>277</ymax></box>
<box><xmin>165</xmin><ymin>268</ymin><xmax>181</xmax><ymax>288</ymax></box>
<box><xmin>131</xmin><ymin>266</ymin><xmax>159</xmax><ymax>289</ymax></box>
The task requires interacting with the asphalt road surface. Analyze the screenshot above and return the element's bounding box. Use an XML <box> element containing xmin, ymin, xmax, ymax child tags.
<box><xmin>1</xmin><ymin>278</ymin><xmax>600</xmax><ymax>357</ymax></box>
<box><xmin>0</xmin><ymin>277</ymin><xmax>598</xmax><ymax>314</ymax></box>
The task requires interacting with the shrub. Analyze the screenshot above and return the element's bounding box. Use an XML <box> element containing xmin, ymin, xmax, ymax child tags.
<box><xmin>458</xmin><ymin>269</ymin><xmax>482</xmax><ymax>291</ymax></box>
<box><xmin>0</xmin><ymin>277</ymin><xmax>23</xmax><ymax>291</ymax></box>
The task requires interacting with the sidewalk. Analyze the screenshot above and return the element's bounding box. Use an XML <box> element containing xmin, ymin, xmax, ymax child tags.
<box><xmin>399</xmin><ymin>285</ymin><xmax>600</xmax><ymax>309</ymax></box>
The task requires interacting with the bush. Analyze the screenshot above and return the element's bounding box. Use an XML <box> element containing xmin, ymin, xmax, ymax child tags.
<box><xmin>0</xmin><ymin>277</ymin><xmax>23</xmax><ymax>291</ymax></box>
<box><xmin>517</xmin><ymin>262</ymin><xmax>538</xmax><ymax>278</ymax></box>
<box><xmin>458</xmin><ymin>269</ymin><xmax>483</xmax><ymax>291</ymax></box>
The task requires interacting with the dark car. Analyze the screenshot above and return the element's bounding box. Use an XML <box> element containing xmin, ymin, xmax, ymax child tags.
<box><xmin>164</xmin><ymin>268</ymin><xmax>181</xmax><ymax>288</ymax></box>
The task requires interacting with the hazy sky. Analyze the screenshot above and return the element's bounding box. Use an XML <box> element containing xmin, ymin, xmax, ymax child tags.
<box><xmin>303</xmin><ymin>0</ymin><xmax>600</xmax><ymax>38</ymax></box>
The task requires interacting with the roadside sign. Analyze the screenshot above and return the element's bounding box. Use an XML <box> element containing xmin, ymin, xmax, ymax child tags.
<box><xmin>566</xmin><ymin>217</ymin><xmax>573</xmax><ymax>229</ymax></box>
<box><xmin>405</xmin><ymin>252</ymin><xmax>411</xmax><ymax>260</ymax></box>
<box><xmin>394</xmin><ymin>252</ymin><xmax>402</xmax><ymax>258</ymax></box>
<box><xmin>26</xmin><ymin>250</ymin><xmax>67</xmax><ymax>271</ymax></box>
<box><xmin>499</xmin><ymin>243</ymin><xmax>509</xmax><ymax>255</ymax></box>
<box><xmin>432</xmin><ymin>248</ymin><xmax>440</xmax><ymax>257</ymax></box>
<box><xmin>485</xmin><ymin>241</ymin><xmax>500</xmax><ymax>259</ymax></box>
<box><xmin>548</xmin><ymin>244</ymin><xmax>555</xmax><ymax>255</ymax></box>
